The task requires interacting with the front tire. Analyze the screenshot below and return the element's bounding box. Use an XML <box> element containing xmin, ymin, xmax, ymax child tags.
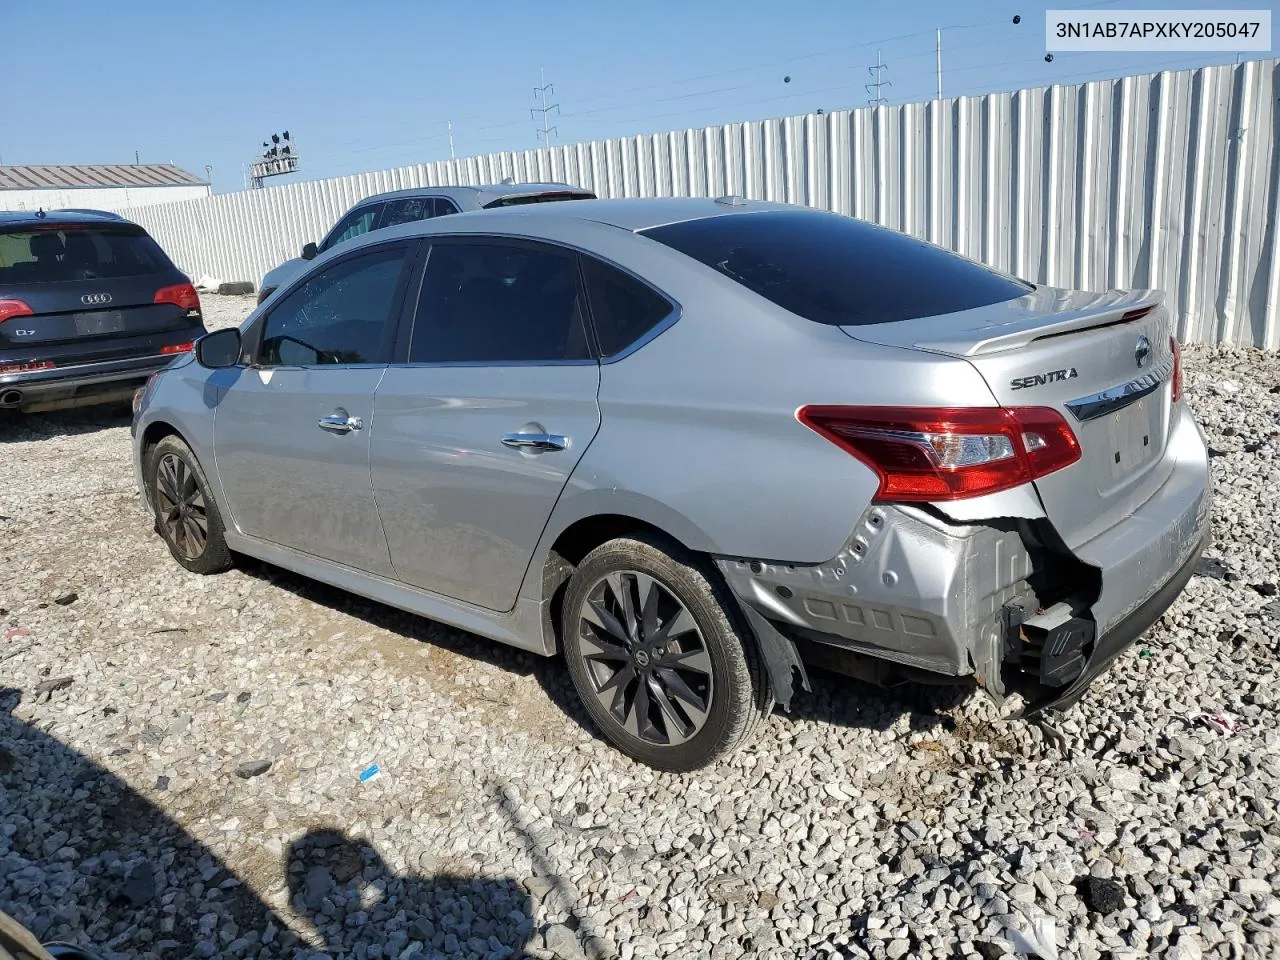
<box><xmin>561</xmin><ymin>534</ymin><xmax>768</xmax><ymax>771</ymax></box>
<box><xmin>147</xmin><ymin>435</ymin><xmax>232</xmax><ymax>575</ymax></box>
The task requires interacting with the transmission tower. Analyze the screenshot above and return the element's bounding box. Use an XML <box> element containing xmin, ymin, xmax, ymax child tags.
<box><xmin>530</xmin><ymin>68</ymin><xmax>559</xmax><ymax>143</ymax></box>
<box><xmin>865</xmin><ymin>50</ymin><xmax>892</xmax><ymax>105</ymax></box>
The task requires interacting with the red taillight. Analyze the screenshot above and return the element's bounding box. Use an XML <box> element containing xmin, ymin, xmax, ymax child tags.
<box><xmin>0</xmin><ymin>360</ymin><xmax>55</xmax><ymax>375</ymax></box>
<box><xmin>154</xmin><ymin>283</ymin><xmax>201</xmax><ymax>312</ymax></box>
<box><xmin>1170</xmin><ymin>336</ymin><xmax>1182</xmax><ymax>403</ymax></box>
<box><xmin>160</xmin><ymin>343</ymin><xmax>193</xmax><ymax>355</ymax></box>
<box><xmin>0</xmin><ymin>299</ymin><xmax>34</xmax><ymax>324</ymax></box>
<box><xmin>797</xmin><ymin>405</ymin><xmax>1082</xmax><ymax>502</ymax></box>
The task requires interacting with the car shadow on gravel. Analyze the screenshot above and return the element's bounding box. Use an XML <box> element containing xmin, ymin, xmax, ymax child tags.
<box><xmin>0</xmin><ymin>686</ymin><xmax>293</xmax><ymax>956</ymax></box>
<box><xmin>236</xmin><ymin>558</ymin><xmax>978</xmax><ymax>749</ymax></box>
<box><xmin>0</xmin><ymin>406</ymin><xmax>133</xmax><ymax>443</ymax></box>
<box><xmin>285</xmin><ymin>828</ymin><xmax>536</xmax><ymax>958</ymax></box>
<box><xmin>1</xmin><ymin>688</ymin><xmax>540</xmax><ymax>960</ymax></box>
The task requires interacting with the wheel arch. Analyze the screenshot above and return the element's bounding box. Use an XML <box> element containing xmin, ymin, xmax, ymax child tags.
<box><xmin>530</xmin><ymin>510</ymin><xmax>695</xmax><ymax>655</ymax></box>
<box><xmin>138</xmin><ymin>420</ymin><xmax>187</xmax><ymax>509</ymax></box>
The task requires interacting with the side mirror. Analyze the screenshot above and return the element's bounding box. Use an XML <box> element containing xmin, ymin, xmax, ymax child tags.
<box><xmin>195</xmin><ymin>328</ymin><xmax>242</xmax><ymax>369</ymax></box>
<box><xmin>301</xmin><ymin>241</ymin><xmax>318</xmax><ymax>260</ymax></box>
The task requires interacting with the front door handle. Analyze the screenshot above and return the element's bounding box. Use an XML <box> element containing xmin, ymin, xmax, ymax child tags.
<box><xmin>318</xmin><ymin>413</ymin><xmax>363</xmax><ymax>434</ymax></box>
<box><xmin>501</xmin><ymin>432</ymin><xmax>567</xmax><ymax>452</ymax></box>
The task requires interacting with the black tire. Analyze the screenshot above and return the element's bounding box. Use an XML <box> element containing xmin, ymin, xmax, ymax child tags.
<box><xmin>147</xmin><ymin>435</ymin><xmax>233</xmax><ymax>575</ymax></box>
<box><xmin>561</xmin><ymin>534</ymin><xmax>768</xmax><ymax>771</ymax></box>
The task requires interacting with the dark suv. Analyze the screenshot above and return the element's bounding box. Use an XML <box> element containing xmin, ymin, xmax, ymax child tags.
<box><xmin>0</xmin><ymin>209</ymin><xmax>205</xmax><ymax>414</ymax></box>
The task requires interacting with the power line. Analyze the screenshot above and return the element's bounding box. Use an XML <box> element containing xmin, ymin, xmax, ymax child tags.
<box><xmin>865</xmin><ymin>51</ymin><xmax>891</xmax><ymax>105</ymax></box>
<box><xmin>531</xmin><ymin>68</ymin><xmax>559</xmax><ymax>144</ymax></box>
<box><xmin>316</xmin><ymin>18</ymin><xmax>1018</xmax><ymax>150</ymax></box>
<box><xmin>329</xmin><ymin>50</ymin><xmax>1239</xmax><ymax>171</ymax></box>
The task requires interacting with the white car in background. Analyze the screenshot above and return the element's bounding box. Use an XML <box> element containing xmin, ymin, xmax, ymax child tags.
<box><xmin>257</xmin><ymin>182</ymin><xmax>595</xmax><ymax>304</ymax></box>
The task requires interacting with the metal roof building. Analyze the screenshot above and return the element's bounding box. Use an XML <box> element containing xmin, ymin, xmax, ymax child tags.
<box><xmin>0</xmin><ymin>163</ymin><xmax>211</xmax><ymax>212</ymax></box>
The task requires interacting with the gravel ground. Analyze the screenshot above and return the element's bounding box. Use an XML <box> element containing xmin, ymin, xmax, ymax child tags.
<box><xmin>2</xmin><ymin>293</ymin><xmax>1279</xmax><ymax>960</ymax></box>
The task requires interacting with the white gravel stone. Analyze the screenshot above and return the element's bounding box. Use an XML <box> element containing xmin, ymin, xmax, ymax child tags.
<box><xmin>1</xmin><ymin>308</ymin><xmax>1278</xmax><ymax>959</ymax></box>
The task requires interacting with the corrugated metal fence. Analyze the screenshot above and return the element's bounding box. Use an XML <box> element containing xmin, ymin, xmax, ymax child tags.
<box><xmin>115</xmin><ymin>59</ymin><xmax>1280</xmax><ymax>348</ymax></box>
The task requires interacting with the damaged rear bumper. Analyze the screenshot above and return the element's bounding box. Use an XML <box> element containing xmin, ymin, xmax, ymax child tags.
<box><xmin>717</xmin><ymin>440</ymin><xmax>1211</xmax><ymax>714</ymax></box>
<box><xmin>717</xmin><ymin>504</ymin><xmax>1036</xmax><ymax>687</ymax></box>
<box><xmin>1021</xmin><ymin>529</ymin><xmax>1206</xmax><ymax>716</ymax></box>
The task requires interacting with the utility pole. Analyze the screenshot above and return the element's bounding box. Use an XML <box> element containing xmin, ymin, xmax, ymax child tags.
<box><xmin>531</xmin><ymin>67</ymin><xmax>559</xmax><ymax>144</ymax></box>
<box><xmin>935</xmin><ymin>28</ymin><xmax>943</xmax><ymax>101</ymax></box>
<box><xmin>447</xmin><ymin>120</ymin><xmax>456</xmax><ymax>160</ymax></box>
<box><xmin>865</xmin><ymin>50</ymin><xmax>891</xmax><ymax>104</ymax></box>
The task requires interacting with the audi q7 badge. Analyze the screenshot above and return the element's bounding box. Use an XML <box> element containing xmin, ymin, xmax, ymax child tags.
<box><xmin>81</xmin><ymin>292</ymin><xmax>113</xmax><ymax>306</ymax></box>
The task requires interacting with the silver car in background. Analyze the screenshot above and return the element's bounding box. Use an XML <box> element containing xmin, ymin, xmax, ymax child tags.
<box><xmin>132</xmin><ymin>198</ymin><xmax>1211</xmax><ymax>771</ymax></box>
<box><xmin>256</xmin><ymin>182</ymin><xmax>595</xmax><ymax>304</ymax></box>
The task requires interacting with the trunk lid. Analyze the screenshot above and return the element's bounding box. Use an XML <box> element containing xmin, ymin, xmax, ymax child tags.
<box><xmin>843</xmin><ymin>286</ymin><xmax>1178</xmax><ymax>550</ymax></box>
<box><xmin>0</xmin><ymin>275</ymin><xmax>196</xmax><ymax>351</ymax></box>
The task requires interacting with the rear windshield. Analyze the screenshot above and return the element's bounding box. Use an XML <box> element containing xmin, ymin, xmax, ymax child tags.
<box><xmin>641</xmin><ymin>210</ymin><xmax>1032</xmax><ymax>326</ymax></box>
<box><xmin>0</xmin><ymin>224</ymin><xmax>172</xmax><ymax>284</ymax></box>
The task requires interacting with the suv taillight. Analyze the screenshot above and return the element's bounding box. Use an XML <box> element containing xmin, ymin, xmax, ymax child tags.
<box><xmin>154</xmin><ymin>283</ymin><xmax>201</xmax><ymax>312</ymax></box>
<box><xmin>0</xmin><ymin>299</ymin><xmax>33</xmax><ymax>324</ymax></box>
<box><xmin>1170</xmin><ymin>336</ymin><xmax>1183</xmax><ymax>403</ymax></box>
<box><xmin>797</xmin><ymin>405</ymin><xmax>1081</xmax><ymax>502</ymax></box>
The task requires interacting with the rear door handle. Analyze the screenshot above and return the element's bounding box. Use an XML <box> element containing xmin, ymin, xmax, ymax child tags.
<box><xmin>318</xmin><ymin>413</ymin><xmax>363</xmax><ymax>434</ymax></box>
<box><xmin>501</xmin><ymin>432</ymin><xmax>567</xmax><ymax>452</ymax></box>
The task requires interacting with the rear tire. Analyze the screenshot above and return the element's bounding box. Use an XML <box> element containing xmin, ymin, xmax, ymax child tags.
<box><xmin>147</xmin><ymin>435</ymin><xmax>232</xmax><ymax>575</ymax></box>
<box><xmin>561</xmin><ymin>534</ymin><xmax>768</xmax><ymax>771</ymax></box>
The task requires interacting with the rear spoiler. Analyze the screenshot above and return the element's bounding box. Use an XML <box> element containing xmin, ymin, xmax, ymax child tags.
<box><xmin>851</xmin><ymin>289</ymin><xmax>1166</xmax><ymax>358</ymax></box>
<box><xmin>481</xmin><ymin>190</ymin><xmax>595</xmax><ymax>208</ymax></box>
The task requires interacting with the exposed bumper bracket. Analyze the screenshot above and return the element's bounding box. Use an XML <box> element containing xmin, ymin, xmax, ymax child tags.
<box><xmin>732</xmin><ymin>597</ymin><xmax>811</xmax><ymax>713</ymax></box>
<box><xmin>1019</xmin><ymin>533</ymin><xmax>1208</xmax><ymax>718</ymax></box>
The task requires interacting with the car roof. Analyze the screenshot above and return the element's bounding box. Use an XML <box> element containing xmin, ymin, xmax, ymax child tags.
<box><xmin>0</xmin><ymin>208</ymin><xmax>135</xmax><ymax>227</ymax></box>
<box><xmin>413</xmin><ymin>196</ymin><xmax>796</xmax><ymax>233</ymax></box>
<box><xmin>352</xmin><ymin>182</ymin><xmax>594</xmax><ymax>210</ymax></box>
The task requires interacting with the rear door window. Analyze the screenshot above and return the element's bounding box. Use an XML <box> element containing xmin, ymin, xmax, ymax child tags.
<box><xmin>409</xmin><ymin>239</ymin><xmax>592</xmax><ymax>364</ymax></box>
<box><xmin>0</xmin><ymin>225</ymin><xmax>171</xmax><ymax>283</ymax></box>
<box><xmin>641</xmin><ymin>210</ymin><xmax>1031</xmax><ymax>326</ymax></box>
<box><xmin>581</xmin><ymin>256</ymin><xmax>675</xmax><ymax>357</ymax></box>
<box><xmin>382</xmin><ymin>197</ymin><xmax>434</xmax><ymax>228</ymax></box>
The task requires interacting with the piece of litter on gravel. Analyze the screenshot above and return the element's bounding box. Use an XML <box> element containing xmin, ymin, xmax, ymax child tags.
<box><xmin>1195</xmin><ymin>712</ymin><xmax>1238</xmax><ymax>735</ymax></box>
<box><xmin>359</xmin><ymin>763</ymin><xmax>382</xmax><ymax>783</ymax></box>
<box><xmin>34</xmin><ymin>676</ymin><xmax>74</xmax><ymax>701</ymax></box>
<box><xmin>53</xmin><ymin>592</ymin><xmax>78</xmax><ymax>606</ymax></box>
<box><xmin>4</xmin><ymin>626</ymin><xmax>31</xmax><ymax>640</ymax></box>
<box><xmin>1007</xmin><ymin>916</ymin><xmax>1058</xmax><ymax>959</ymax></box>
<box><xmin>155</xmin><ymin>775</ymin><xmax>170</xmax><ymax>791</ymax></box>
<box><xmin>1139</xmin><ymin>648</ymin><xmax>1154</xmax><ymax>658</ymax></box>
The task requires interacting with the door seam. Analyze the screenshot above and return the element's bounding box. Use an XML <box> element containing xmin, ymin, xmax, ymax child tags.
<box><xmin>366</xmin><ymin>365</ymin><xmax>402</xmax><ymax>578</ymax></box>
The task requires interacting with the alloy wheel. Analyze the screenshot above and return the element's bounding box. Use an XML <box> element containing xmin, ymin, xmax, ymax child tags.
<box><xmin>577</xmin><ymin>571</ymin><xmax>715</xmax><ymax>746</ymax></box>
<box><xmin>155</xmin><ymin>453</ymin><xmax>208</xmax><ymax>560</ymax></box>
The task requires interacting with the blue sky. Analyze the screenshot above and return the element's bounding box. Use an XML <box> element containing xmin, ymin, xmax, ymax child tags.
<box><xmin>2</xmin><ymin>0</ymin><xmax>1274</xmax><ymax>193</ymax></box>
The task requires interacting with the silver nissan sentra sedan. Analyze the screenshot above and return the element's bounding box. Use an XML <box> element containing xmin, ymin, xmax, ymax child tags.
<box><xmin>131</xmin><ymin>197</ymin><xmax>1212</xmax><ymax>771</ymax></box>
